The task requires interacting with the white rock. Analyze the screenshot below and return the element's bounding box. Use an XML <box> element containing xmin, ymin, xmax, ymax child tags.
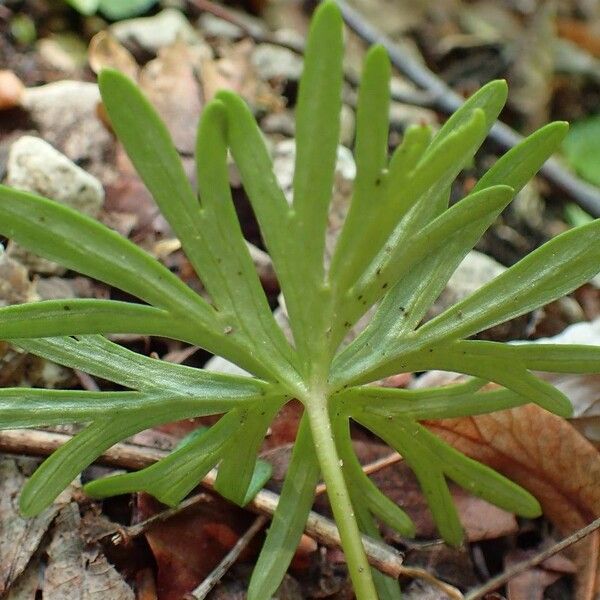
<box><xmin>252</xmin><ymin>43</ymin><xmax>304</xmax><ymax>81</ymax></box>
<box><xmin>271</xmin><ymin>139</ymin><xmax>355</xmax><ymax>204</ymax></box>
<box><xmin>7</xmin><ymin>136</ymin><xmax>104</xmax><ymax>217</ymax></box>
<box><xmin>340</xmin><ymin>104</ymin><xmax>356</xmax><ymax>147</ymax></box>
<box><xmin>21</xmin><ymin>81</ymin><xmax>112</xmax><ymax>176</ymax></box>
<box><xmin>111</xmin><ymin>9</ymin><xmax>207</xmax><ymax>55</ymax></box>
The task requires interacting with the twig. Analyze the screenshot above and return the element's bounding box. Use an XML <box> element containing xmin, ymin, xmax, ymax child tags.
<box><xmin>187</xmin><ymin>515</ymin><xmax>269</xmax><ymax>599</ymax></box>
<box><xmin>332</xmin><ymin>0</ymin><xmax>600</xmax><ymax>217</ymax></box>
<box><xmin>0</xmin><ymin>428</ymin><xmax>463</xmax><ymax>598</ymax></box>
<box><xmin>464</xmin><ymin>517</ymin><xmax>600</xmax><ymax>600</ymax></box>
<box><xmin>109</xmin><ymin>492</ymin><xmax>214</xmax><ymax>545</ymax></box>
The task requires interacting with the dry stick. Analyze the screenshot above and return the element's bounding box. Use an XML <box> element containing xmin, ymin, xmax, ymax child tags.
<box><xmin>464</xmin><ymin>516</ymin><xmax>600</xmax><ymax>600</ymax></box>
<box><xmin>187</xmin><ymin>515</ymin><xmax>269</xmax><ymax>599</ymax></box>
<box><xmin>110</xmin><ymin>492</ymin><xmax>214</xmax><ymax>545</ymax></box>
<box><xmin>0</xmin><ymin>428</ymin><xmax>463</xmax><ymax>600</ymax></box>
<box><xmin>331</xmin><ymin>0</ymin><xmax>600</xmax><ymax>217</ymax></box>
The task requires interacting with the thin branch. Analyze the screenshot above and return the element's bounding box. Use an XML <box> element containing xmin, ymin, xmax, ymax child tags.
<box><xmin>331</xmin><ymin>0</ymin><xmax>600</xmax><ymax>217</ymax></box>
<box><xmin>187</xmin><ymin>515</ymin><xmax>269</xmax><ymax>599</ymax></box>
<box><xmin>0</xmin><ymin>428</ymin><xmax>463</xmax><ymax>599</ymax></box>
<box><xmin>109</xmin><ymin>492</ymin><xmax>214</xmax><ymax>545</ymax></box>
<box><xmin>464</xmin><ymin>516</ymin><xmax>600</xmax><ymax>600</ymax></box>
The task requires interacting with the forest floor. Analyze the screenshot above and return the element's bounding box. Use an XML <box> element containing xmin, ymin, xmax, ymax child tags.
<box><xmin>0</xmin><ymin>0</ymin><xmax>599</xmax><ymax>598</ymax></box>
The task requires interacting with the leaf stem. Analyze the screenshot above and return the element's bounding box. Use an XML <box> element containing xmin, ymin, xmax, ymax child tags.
<box><xmin>305</xmin><ymin>390</ymin><xmax>378</xmax><ymax>599</ymax></box>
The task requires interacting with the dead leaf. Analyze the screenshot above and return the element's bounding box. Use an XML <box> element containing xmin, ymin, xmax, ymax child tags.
<box><xmin>557</xmin><ymin>19</ymin><xmax>600</xmax><ymax>58</ymax></box>
<box><xmin>138</xmin><ymin>42</ymin><xmax>204</xmax><ymax>155</ymax></box>
<box><xmin>505</xmin><ymin>549</ymin><xmax>576</xmax><ymax>600</ymax></box>
<box><xmin>44</xmin><ymin>503</ymin><xmax>134</xmax><ymax>599</ymax></box>
<box><xmin>0</xmin><ymin>458</ymin><xmax>63</xmax><ymax>595</ymax></box>
<box><xmin>88</xmin><ymin>31</ymin><xmax>140</xmax><ymax>81</ymax></box>
<box><xmin>137</xmin><ymin>492</ymin><xmax>255</xmax><ymax>600</ymax></box>
<box><xmin>199</xmin><ymin>38</ymin><xmax>283</xmax><ymax>112</ymax></box>
<box><xmin>425</xmin><ymin>405</ymin><xmax>600</xmax><ymax>599</ymax></box>
<box><xmin>3</xmin><ymin>555</ymin><xmax>40</xmax><ymax>600</ymax></box>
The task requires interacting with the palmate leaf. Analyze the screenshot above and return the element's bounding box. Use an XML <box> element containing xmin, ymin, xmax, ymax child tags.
<box><xmin>1</xmin><ymin>3</ymin><xmax>600</xmax><ymax>598</ymax></box>
<box><xmin>8</xmin><ymin>333</ymin><xmax>285</xmax><ymax>514</ymax></box>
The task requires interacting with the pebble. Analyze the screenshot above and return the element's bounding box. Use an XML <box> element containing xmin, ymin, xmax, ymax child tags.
<box><xmin>0</xmin><ymin>70</ymin><xmax>24</xmax><ymax>110</ymax></box>
<box><xmin>111</xmin><ymin>9</ymin><xmax>205</xmax><ymax>55</ymax></box>
<box><xmin>21</xmin><ymin>81</ymin><xmax>113</xmax><ymax>178</ymax></box>
<box><xmin>7</xmin><ymin>136</ymin><xmax>104</xmax><ymax>217</ymax></box>
<box><xmin>252</xmin><ymin>43</ymin><xmax>304</xmax><ymax>81</ymax></box>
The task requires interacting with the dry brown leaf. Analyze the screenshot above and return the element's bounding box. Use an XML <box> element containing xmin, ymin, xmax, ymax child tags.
<box><xmin>425</xmin><ymin>405</ymin><xmax>600</xmax><ymax>599</ymax></box>
<box><xmin>137</xmin><ymin>492</ymin><xmax>255</xmax><ymax>600</ymax></box>
<box><xmin>44</xmin><ymin>503</ymin><xmax>134</xmax><ymax>599</ymax></box>
<box><xmin>199</xmin><ymin>38</ymin><xmax>283</xmax><ymax>112</ymax></box>
<box><xmin>557</xmin><ymin>19</ymin><xmax>600</xmax><ymax>58</ymax></box>
<box><xmin>505</xmin><ymin>549</ymin><xmax>576</xmax><ymax>600</ymax></box>
<box><xmin>88</xmin><ymin>31</ymin><xmax>140</xmax><ymax>81</ymax></box>
<box><xmin>0</xmin><ymin>458</ymin><xmax>62</xmax><ymax>595</ymax></box>
<box><xmin>138</xmin><ymin>42</ymin><xmax>204</xmax><ymax>155</ymax></box>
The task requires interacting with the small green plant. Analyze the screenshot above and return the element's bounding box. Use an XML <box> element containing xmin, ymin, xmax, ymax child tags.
<box><xmin>0</xmin><ymin>4</ymin><xmax>599</xmax><ymax>598</ymax></box>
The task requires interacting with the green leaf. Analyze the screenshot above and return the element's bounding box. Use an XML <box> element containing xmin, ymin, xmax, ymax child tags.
<box><xmin>214</xmin><ymin>403</ymin><xmax>280</xmax><ymax>505</ymax></box>
<box><xmin>331</xmin><ymin>44</ymin><xmax>391</xmax><ymax>286</ymax></box>
<box><xmin>332</xmin><ymin>108</ymin><xmax>488</xmax><ymax>307</ymax></box>
<box><xmin>333</xmin><ymin>184</ymin><xmax>514</xmax><ymax>346</ymax></box>
<box><xmin>339</xmin><ymin>379</ymin><xmax>525</xmax><ymax>420</ymax></box>
<box><xmin>0</xmin><ymin>185</ymin><xmax>216</xmax><ymax>324</ymax></box>
<box><xmin>15</xmin><ymin>335</ymin><xmax>278</xmax><ymax>398</ymax></box>
<box><xmin>248</xmin><ymin>415</ymin><xmax>320</xmax><ymax>600</ymax></box>
<box><xmin>473</xmin><ymin>121</ymin><xmax>569</xmax><ymax>194</ymax></box>
<box><xmin>563</xmin><ymin>114</ymin><xmax>600</xmax><ymax>187</ymax></box>
<box><xmin>427</xmin><ymin>79</ymin><xmax>507</xmax><ymax>155</ymax></box>
<box><xmin>0</xmin><ymin>389</ymin><xmax>143</xmax><ymax>428</ymax></box>
<box><xmin>337</xmin><ymin>123</ymin><xmax>569</xmax><ymax>378</ymax></box>
<box><xmin>409</xmin><ymin>423</ymin><xmax>540</xmax><ymax>517</ymax></box>
<box><xmin>349</xmin><ymin>341</ymin><xmax>573</xmax><ymax>416</ymax></box>
<box><xmin>98</xmin><ymin>0</ymin><xmax>158</xmax><ymax>20</ymax></box>
<box><xmin>195</xmin><ymin>101</ymin><xmax>297</xmax><ymax>376</ymax></box>
<box><xmin>415</xmin><ymin>219</ymin><xmax>600</xmax><ymax>348</ymax></box>
<box><xmin>332</xmin><ymin>415</ymin><xmax>415</xmax><ymax>536</ymax></box>
<box><xmin>98</xmin><ymin>71</ymin><xmax>258</xmax><ymax>334</ymax></box>
<box><xmin>85</xmin><ymin>409</ymin><xmax>251</xmax><ymax>505</ymax></box>
<box><xmin>242</xmin><ymin>460</ymin><xmax>273</xmax><ymax>505</ymax></box>
<box><xmin>217</xmin><ymin>90</ymin><xmax>318</xmax><ymax>362</ymax></box>
<box><xmin>292</xmin><ymin>1</ymin><xmax>343</xmax><ymax>281</ymax></box>
<box><xmin>21</xmin><ymin>407</ymin><xmax>196</xmax><ymax>516</ymax></box>
<box><xmin>424</xmin><ymin>339</ymin><xmax>600</xmax><ymax>375</ymax></box>
<box><xmin>0</xmin><ymin>300</ymin><xmax>180</xmax><ymax>339</ymax></box>
<box><xmin>360</xmin><ymin>414</ymin><xmax>463</xmax><ymax>545</ymax></box>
